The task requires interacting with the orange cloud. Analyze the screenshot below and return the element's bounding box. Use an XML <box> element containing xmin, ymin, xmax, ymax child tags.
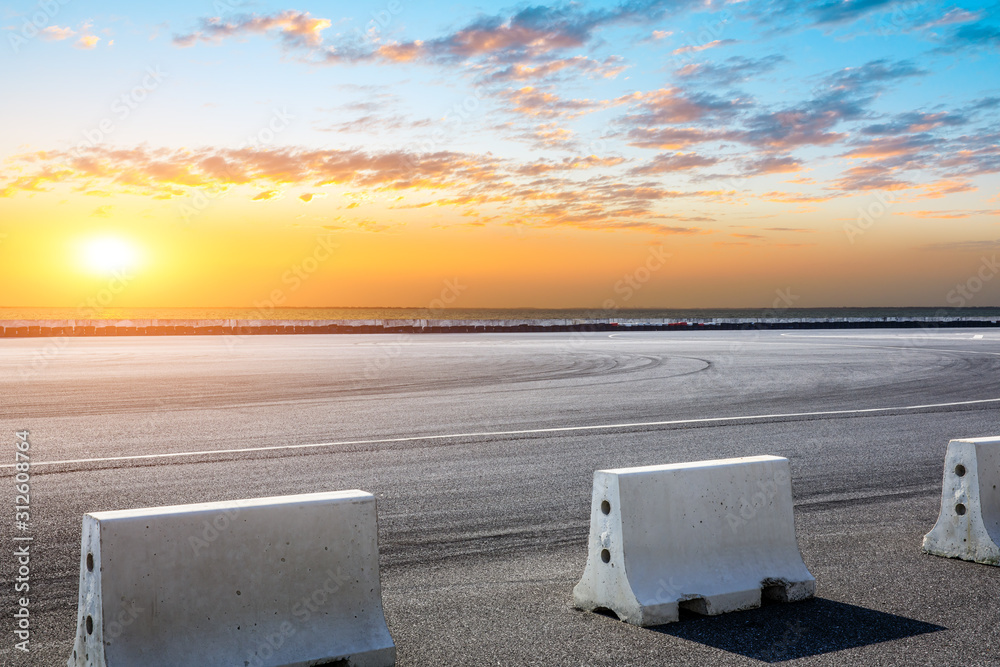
<box><xmin>831</xmin><ymin>164</ymin><xmax>911</xmax><ymax>192</ymax></box>
<box><xmin>842</xmin><ymin>135</ymin><xmax>933</xmax><ymax>159</ymax></box>
<box><xmin>532</xmin><ymin>122</ymin><xmax>575</xmax><ymax>147</ymax></box>
<box><xmin>621</xmin><ymin>87</ymin><xmax>745</xmax><ymax>124</ymax></box>
<box><xmin>630</xmin><ymin>152</ymin><xmax>717</xmax><ymax>174</ymax></box>
<box><xmin>41</xmin><ymin>26</ymin><xmax>75</xmax><ymax>41</ymax></box>
<box><xmin>376</xmin><ymin>41</ymin><xmax>424</xmax><ymax>62</ymax></box>
<box><xmin>174</xmin><ymin>11</ymin><xmax>331</xmax><ymax>49</ymax></box>
<box><xmin>894</xmin><ymin>209</ymin><xmax>1000</xmax><ymax>218</ymax></box>
<box><xmin>743</xmin><ymin>156</ymin><xmax>801</xmax><ymax>175</ymax></box>
<box><xmin>75</xmin><ymin>35</ymin><xmax>100</xmax><ymax>49</ymax></box>
<box><xmin>0</xmin><ymin>144</ymin><xmax>731</xmax><ymax>239</ymax></box>
<box><xmin>671</xmin><ymin>39</ymin><xmax>739</xmax><ymax>55</ymax></box>
<box><xmin>761</xmin><ymin>191</ymin><xmax>836</xmax><ymax>203</ymax></box>
<box><xmin>626</xmin><ymin>127</ymin><xmax>723</xmax><ymax>150</ymax></box>
<box><xmin>913</xmin><ymin>179</ymin><xmax>977</xmax><ymax>199</ymax></box>
<box><xmin>498</xmin><ymin>86</ymin><xmax>598</xmax><ymax>118</ymax></box>
<box><xmin>518</xmin><ymin>155</ymin><xmax>625</xmax><ymax>176</ymax></box>
<box><xmin>486</xmin><ymin>56</ymin><xmax>626</xmax><ymax>81</ymax></box>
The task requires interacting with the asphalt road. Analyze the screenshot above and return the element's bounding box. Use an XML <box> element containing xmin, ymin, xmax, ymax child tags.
<box><xmin>2</xmin><ymin>329</ymin><xmax>1000</xmax><ymax>666</ymax></box>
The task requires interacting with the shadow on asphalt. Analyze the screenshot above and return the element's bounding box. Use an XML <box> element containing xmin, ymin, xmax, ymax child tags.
<box><xmin>649</xmin><ymin>597</ymin><xmax>945</xmax><ymax>662</ymax></box>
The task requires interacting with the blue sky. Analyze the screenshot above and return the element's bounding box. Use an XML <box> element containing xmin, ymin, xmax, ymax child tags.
<box><xmin>1</xmin><ymin>0</ymin><xmax>998</xmax><ymax>307</ymax></box>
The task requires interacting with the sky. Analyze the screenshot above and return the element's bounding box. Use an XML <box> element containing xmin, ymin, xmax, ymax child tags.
<box><xmin>0</xmin><ymin>0</ymin><xmax>998</xmax><ymax>310</ymax></box>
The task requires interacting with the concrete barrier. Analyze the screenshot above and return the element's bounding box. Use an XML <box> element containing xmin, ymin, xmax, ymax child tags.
<box><xmin>573</xmin><ymin>456</ymin><xmax>815</xmax><ymax>626</ymax></box>
<box><xmin>923</xmin><ymin>436</ymin><xmax>1000</xmax><ymax>565</ymax></box>
<box><xmin>68</xmin><ymin>490</ymin><xmax>395</xmax><ymax>667</ymax></box>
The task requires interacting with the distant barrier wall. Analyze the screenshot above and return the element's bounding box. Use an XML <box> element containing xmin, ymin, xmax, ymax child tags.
<box><xmin>1</xmin><ymin>317</ymin><xmax>998</xmax><ymax>337</ymax></box>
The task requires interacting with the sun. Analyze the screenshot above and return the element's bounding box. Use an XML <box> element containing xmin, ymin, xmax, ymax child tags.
<box><xmin>80</xmin><ymin>236</ymin><xmax>143</xmax><ymax>275</ymax></box>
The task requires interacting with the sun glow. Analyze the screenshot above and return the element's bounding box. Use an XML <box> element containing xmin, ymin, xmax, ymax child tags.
<box><xmin>80</xmin><ymin>236</ymin><xmax>143</xmax><ymax>275</ymax></box>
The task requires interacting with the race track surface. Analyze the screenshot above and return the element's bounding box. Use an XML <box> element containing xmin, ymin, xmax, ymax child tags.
<box><xmin>2</xmin><ymin>329</ymin><xmax>999</xmax><ymax>665</ymax></box>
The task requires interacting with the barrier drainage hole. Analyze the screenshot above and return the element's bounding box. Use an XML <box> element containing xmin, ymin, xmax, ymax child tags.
<box><xmin>956</xmin><ymin>465</ymin><xmax>967</xmax><ymax>477</ymax></box>
<box><xmin>600</xmin><ymin>500</ymin><xmax>611</xmax><ymax>515</ymax></box>
<box><xmin>86</xmin><ymin>616</ymin><xmax>93</xmax><ymax>635</ymax></box>
<box><xmin>601</xmin><ymin>549</ymin><xmax>611</xmax><ymax>563</ymax></box>
<box><xmin>86</xmin><ymin>553</ymin><xmax>94</xmax><ymax>572</ymax></box>
<box><xmin>956</xmin><ymin>503</ymin><xmax>967</xmax><ymax>516</ymax></box>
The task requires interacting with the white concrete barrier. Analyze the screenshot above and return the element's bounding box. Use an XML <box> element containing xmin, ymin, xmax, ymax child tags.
<box><xmin>68</xmin><ymin>490</ymin><xmax>395</xmax><ymax>667</ymax></box>
<box><xmin>923</xmin><ymin>436</ymin><xmax>1000</xmax><ymax>565</ymax></box>
<box><xmin>573</xmin><ymin>456</ymin><xmax>815</xmax><ymax>626</ymax></box>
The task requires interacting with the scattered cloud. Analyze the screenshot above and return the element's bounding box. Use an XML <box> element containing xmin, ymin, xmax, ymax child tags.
<box><xmin>913</xmin><ymin>179</ymin><xmax>977</xmax><ymax>199</ymax></box>
<box><xmin>675</xmin><ymin>54</ymin><xmax>785</xmax><ymax>86</ymax></box>
<box><xmin>621</xmin><ymin>87</ymin><xmax>748</xmax><ymax>125</ymax></box>
<box><xmin>532</xmin><ymin>122</ymin><xmax>576</xmax><ymax>148</ymax></box>
<box><xmin>0</xmin><ymin>144</ymin><xmax>730</xmax><ymax>237</ymax></box>
<box><xmin>916</xmin><ymin>8</ymin><xmax>984</xmax><ymax>31</ymax></box>
<box><xmin>943</xmin><ymin>20</ymin><xmax>1000</xmax><ymax>53</ymax></box>
<box><xmin>671</xmin><ymin>38</ymin><xmax>739</xmax><ymax>55</ymax></box>
<box><xmin>484</xmin><ymin>55</ymin><xmax>625</xmax><ymax>82</ymax></box>
<box><xmin>519</xmin><ymin>155</ymin><xmax>626</xmax><ymax>176</ymax></box>
<box><xmin>41</xmin><ymin>25</ymin><xmax>74</xmax><ymax>41</ymax></box>
<box><xmin>75</xmin><ymin>34</ymin><xmax>100</xmax><ymax>49</ymax></box>
<box><xmin>353</xmin><ymin>0</ymin><xmax>701</xmax><ymax>64</ymax></box>
<box><xmin>830</xmin><ymin>164</ymin><xmax>911</xmax><ymax>192</ymax></box>
<box><xmin>629</xmin><ymin>152</ymin><xmax>718</xmax><ymax>174</ymax></box>
<box><xmin>841</xmin><ymin>133</ymin><xmax>936</xmax><ymax>159</ymax></box>
<box><xmin>896</xmin><ymin>209</ymin><xmax>1000</xmax><ymax>219</ymax></box>
<box><xmin>761</xmin><ymin>190</ymin><xmax>835</xmax><ymax>203</ymax></box>
<box><xmin>808</xmin><ymin>0</ymin><xmax>896</xmax><ymax>26</ymax></box>
<box><xmin>742</xmin><ymin>155</ymin><xmax>801</xmax><ymax>176</ymax></box>
<box><xmin>861</xmin><ymin>111</ymin><xmax>968</xmax><ymax>136</ymax></box>
<box><xmin>496</xmin><ymin>86</ymin><xmax>600</xmax><ymax>118</ymax></box>
<box><xmin>626</xmin><ymin>126</ymin><xmax>725</xmax><ymax>149</ymax></box>
<box><xmin>174</xmin><ymin>10</ymin><xmax>331</xmax><ymax>49</ymax></box>
<box><xmin>919</xmin><ymin>239</ymin><xmax>1000</xmax><ymax>251</ymax></box>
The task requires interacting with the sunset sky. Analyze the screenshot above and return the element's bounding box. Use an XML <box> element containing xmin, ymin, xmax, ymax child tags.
<box><xmin>1</xmin><ymin>0</ymin><xmax>998</xmax><ymax>309</ymax></box>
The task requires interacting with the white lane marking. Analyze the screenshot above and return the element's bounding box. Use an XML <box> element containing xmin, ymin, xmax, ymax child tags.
<box><xmin>780</xmin><ymin>333</ymin><xmax>993</xmax><ymax>340</ymax></box>
<box><xmin>7</xmin><ymin>397</ymin><xmax>999</xmax><ymax>470</ymax></box>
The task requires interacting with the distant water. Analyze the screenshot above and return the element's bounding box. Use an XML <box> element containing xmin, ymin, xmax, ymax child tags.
<box><xmin>2</xmin><ymin>307</ymin><xmax>1000</xmax><ymax>321</ymax></box>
